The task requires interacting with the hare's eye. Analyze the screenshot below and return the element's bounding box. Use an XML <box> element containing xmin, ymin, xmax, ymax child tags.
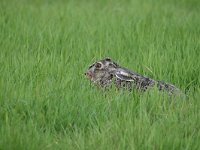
<box><xmin>95</xmin><ymin>62</ymin><xmax>102</xmax><ymax>69</ymax></box>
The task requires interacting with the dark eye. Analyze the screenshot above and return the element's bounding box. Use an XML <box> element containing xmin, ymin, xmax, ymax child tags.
<box><xmin>95</xmin><ymin>62</ymin><xmax>102</xmax><ymax>69</ymax></box>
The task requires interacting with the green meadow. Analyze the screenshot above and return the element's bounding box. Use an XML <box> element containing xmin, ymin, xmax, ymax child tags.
<box><xmin>0</xmin><ymin>0</ymin><xmax>200</xmax><ymax>149</ymax></box>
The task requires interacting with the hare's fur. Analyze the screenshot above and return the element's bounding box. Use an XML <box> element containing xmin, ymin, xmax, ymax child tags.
<box><xmin>85</xmin><ymin>58</ymin><xmax>182</xmax><ymax>95</ymax></box>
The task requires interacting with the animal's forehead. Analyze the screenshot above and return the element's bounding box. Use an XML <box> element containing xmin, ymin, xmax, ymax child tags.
<box><xmin>88</xmin><ymin>63</ymin><xmax>95</xmax><ymax>69</ymax></box>
<box><xmin>88</xmin><ymin>58</ymin><xmax>118</xmax><ymax>69</ymax></box>
<box><xmin>88</xmin><ymin>61</ymin><xmax>105</xmax><ymax>69</ymax></box>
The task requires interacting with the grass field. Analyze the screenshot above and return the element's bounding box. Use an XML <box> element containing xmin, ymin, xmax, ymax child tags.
<box><xmin>0</xmin><ymin>0</ymin><xmax>200</xmax><ymax>149</ymax></box>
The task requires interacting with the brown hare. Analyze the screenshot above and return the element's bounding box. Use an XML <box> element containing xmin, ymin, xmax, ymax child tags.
<box><xmin>85</xmin><ymin>57</ymin><xmax>183</xmax><ymax>95</ymax></box>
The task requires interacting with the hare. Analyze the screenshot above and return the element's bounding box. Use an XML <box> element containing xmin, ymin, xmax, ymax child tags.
<box><xmin>85</xmin><ymin>57</ymin><xmax>183</xmax><ymax>95</ymax></box>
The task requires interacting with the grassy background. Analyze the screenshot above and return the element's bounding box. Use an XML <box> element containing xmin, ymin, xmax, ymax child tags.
<box><xmin>0</xmin><ymin>0</ymin><xmax>200</xmax><ymax>149</ymax></box>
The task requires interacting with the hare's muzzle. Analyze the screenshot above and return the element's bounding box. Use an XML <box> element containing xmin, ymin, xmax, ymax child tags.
<box><xmin>84</xmin><ymin>71</ymin><xmax>93</xmax><ymax>79</ymax></box>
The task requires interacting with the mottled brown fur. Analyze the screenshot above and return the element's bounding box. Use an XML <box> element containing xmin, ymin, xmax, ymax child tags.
<box><xmin>85</xmin><ymin>58</ymin><xmax>183</xmax><ymax>95</ymax></box>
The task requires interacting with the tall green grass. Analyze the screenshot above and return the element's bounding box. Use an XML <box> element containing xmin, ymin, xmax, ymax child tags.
<box><xmin>0</xmin><ymin>0</ymin><xmax>200</xmax><ymax>149</ymax></box>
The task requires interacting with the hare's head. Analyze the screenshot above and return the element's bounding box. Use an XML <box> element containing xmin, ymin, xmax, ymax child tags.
<box><xmin>85</xmin><ymin>58</ymin><xmax>118</xmax><ymax>84</ymax></box>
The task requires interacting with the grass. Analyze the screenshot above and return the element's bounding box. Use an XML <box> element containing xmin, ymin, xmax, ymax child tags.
<box><xmin>0</xmin><ymin>0</ymin><xmax>200</xmax><ymax>149</ymax></box>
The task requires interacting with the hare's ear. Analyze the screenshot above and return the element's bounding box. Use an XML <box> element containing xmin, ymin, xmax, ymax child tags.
<box><xmin>115</xmin><ymin>71</ymin><xmax>134</xmax><ymax>81</ymax></box>
<box><xmin>105</xmin><ymin>57</ymin><xmax>112</xmax><ymax>61</ymax></box>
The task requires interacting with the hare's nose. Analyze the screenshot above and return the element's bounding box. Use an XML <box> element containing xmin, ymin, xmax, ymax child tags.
<box><xmin>85</xmin><ymin>71</ymin><xmax>92</xmax><ymax>77</ymax></box>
